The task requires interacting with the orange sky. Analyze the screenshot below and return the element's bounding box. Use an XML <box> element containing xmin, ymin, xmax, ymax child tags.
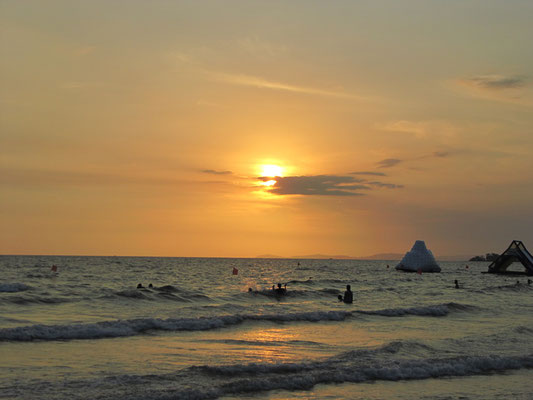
<box><xmin>1</xmin><ymin>1</ymin><xmax>533</xmax><ymax>257</ymax></box>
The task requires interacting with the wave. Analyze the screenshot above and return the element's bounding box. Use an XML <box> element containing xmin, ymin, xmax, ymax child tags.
<box><xmin>480</xmin><ymin>283</ymin><xmax>532</xmax><ymax>293</ymax></box>
<box><xmin>356</xmin><ymin>302</ymin><xmax>477</xmax><ymax>317</ymax></box>
<box><xmin>180</xmin><ymin>354</ymin><xmax>533</xmax><ymax>399</ymax></box>
<box><xmin>287</xmin><ymin>278</ymin><xmax>315</xmax><ymax>285</ymax></box>
<box><xmin>514</xmin><ymin>326</ymin><xmax>533</xmax><ymax>335</ymax></box>
<box><xmin>1</xmin><ymin>295</ymin><xmax>70</xmax><ymax>305</ymax></box>
<box><xmin>0</xmin><ymin>283</ymin><xmax>31</xmax><ymax>293</ymax></box>
<box><xmin>84</xmin><ymin>351</ymin><xmax>533</xmax><ymax>400</ymax></box>
<box><xmin>115</xmin><ymin>290</ymin><xmax>151</xmax><ymax>300</ymax></box>
<box><xmin>0</xmin><ymin>310</ymin><xmax>352</xmax><ymax>342</ymax></box>
<box><xmin>111</xmin><ymin>286</ymin><xmax>210</xmax><ymax>302</ymax></box>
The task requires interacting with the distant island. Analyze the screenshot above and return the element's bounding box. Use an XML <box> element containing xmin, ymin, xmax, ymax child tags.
<box><xmin>469</xmin><ymin>253</ymin><xmax>499</xmax><ymax>262</ymax></box>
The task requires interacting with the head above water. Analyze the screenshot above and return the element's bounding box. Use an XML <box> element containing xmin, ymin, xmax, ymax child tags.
<box><xmin>277</xmin><ymin>283</ymin><xmax>282</xmax><ymax>289</ymax></box>
<box><xmin>346</xmin><ymin>284</ymin><xmax>351</xmax><ymax>291</ymax></box>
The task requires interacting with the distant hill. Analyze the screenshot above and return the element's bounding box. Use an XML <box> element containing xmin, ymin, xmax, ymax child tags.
<box><xmin>357</xmin><ymin>253</ymin><xmax>403</xmax><ymax>260</ymax></box>
<box><xmin>292</xmin><ymin>254</ymin><xmax>357</xmax><ymax>259</ymax></box>
<box><xmin>255</xmin><ymin>253</ymin><xmax>471</xmax><ymax>261</ymax></box>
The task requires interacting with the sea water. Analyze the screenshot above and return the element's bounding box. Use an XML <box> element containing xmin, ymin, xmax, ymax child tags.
<box><xmin>0</xmin><ymin>256</ymin><xmax>531</xmax><ymax>399</ymax></box>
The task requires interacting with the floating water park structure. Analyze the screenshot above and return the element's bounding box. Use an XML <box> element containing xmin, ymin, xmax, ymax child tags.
<box><xmin>487</xmin><ymin>240</ymin><xmax>533</xmax><ymax>276</ymax></box>
<box><xmin>396</xmin><ymin>240</ymin><xmax>441</xmax><ymax>273</ymax></box>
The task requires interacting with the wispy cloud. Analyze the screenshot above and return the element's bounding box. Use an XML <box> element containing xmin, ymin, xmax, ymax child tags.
<box><xmin>350</xmin><ymin>171</ymin><xmax>387</xmax><ymax>176</ymax></box>
<box><xmin>376</xmin><ymin>158</ymin><xmax>402</xmax><ymax>169</ymax></box>
<box><xmin>259</xmin><ymin>174</ymin><xmax>403</xmax><ymax>196</ymax></box>
<box><xmin>201</xmin><ymin>169</ymin><xmax>233</xmax><ymax>175</ymax></box>
<box><xmin>208</xmin><ymin>71</ymin><xmax>365</xmax><ymax>100</ymax></box>
<box><xmin>379</xmin><ymin>120</ymin><xmax>458</xmax><ymax>141</ymax></box>
<box><xmin>367</xmin><ymin>181</ymin><xmax>404</xmax><ymax>189</ymax></box>
<box><xmin>376</xmin><ymin>151</ymin><xmax>452</xmax><ymax>169</ymax></box>
<box><xmin>462</xmin><ymin>75</ymin><xmax>527</xmax><ymax>90</ymax></box>
<box><xmin>454</xmin><ymin>74</ymin><xmax>532</xmax><ymax>106</ymax></box>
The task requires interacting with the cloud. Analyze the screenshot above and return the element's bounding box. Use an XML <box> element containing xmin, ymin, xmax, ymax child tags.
<box><xmin>463</xmin><ymin>75</ymin><xmax>527</xmax><ymax>90</ymax></box>
<box><xmin>376</xmin><ymin>158</ymin><xmax>402</xmax><ymax>168</ymax></box>
<box><xmin>454</xmin><ymin>74</ymin><xmax>532</xmax><ymax>106</ymax></box>
<box><xmin>375</xmin><ymin>151</ymin><xmax>451</xmax><ymax>169</ymax></box>
<box><xmin>201</xmin><ymin>169</ymin><xmax>232</xmax><ymax>175</ymax></box>
<box><xmin>259</xmin><ymin>174</ymin><xmax>403</xmax><ymax>196</ymax></box>
<box><xmin>367</xmin><ymin>181</ymin><xmax>404</xmax><ymax>189</ymax></box>
<box><xmin>350</xmin><ymin>171</ymin><xmax>387</xmax><ymax>176</ymax></box>
<box><xmin>379</xmin><ymin>120</ymin><xmax>459</xmax><ymax>141</ymax></box>
<box><xmin>208</xmin><ymin>71</ymin><xmax>366</xmax><ymax>100</ymax></box>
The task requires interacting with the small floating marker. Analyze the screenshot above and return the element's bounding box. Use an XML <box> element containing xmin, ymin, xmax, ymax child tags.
<box><xmin>51</xmin><ymin>265</ymin><xmax>58</xmax><ymax>272</ymax></box>
<box><xmin>232</xmin><ymin>267</ymin><xmax>239</xmax><ymax>275</ymax></box>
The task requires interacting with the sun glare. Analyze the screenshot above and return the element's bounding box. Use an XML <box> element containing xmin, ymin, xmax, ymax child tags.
<box><xmin>261</xmin><ymin>164</ymin><xmax>283</xmax><ymax>178</ymax></box>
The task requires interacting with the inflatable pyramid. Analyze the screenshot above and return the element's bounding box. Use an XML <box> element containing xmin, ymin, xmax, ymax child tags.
<box><xmin>396</xmin><ymin>240</ymin><xmax>441</xmax><ymax>272</ymax></box>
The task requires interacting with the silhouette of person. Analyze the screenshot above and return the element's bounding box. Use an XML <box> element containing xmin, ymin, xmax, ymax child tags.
<box><xmin>148</xmin><ymin>283</ymin><xmax>153</xmax><ymax>288</ymax></box>
<box><xmin>275</xmin><ymin>283</ymin><xmax>286</xmax><ymax>295</ymax></box>
<box><xmin>137</xmin><ymin>283</ymin><xmax>144</xmax><ymax>289</ymax></box>
<box><xmin>528</xmin><ymin>279</ymin><xmax>532</xmax><ymax>285</ymax></box>
<box><xmin>338</xmin><ymin>294</ymin><xmax>343</xmax><ymax>302</ymax></box>
<box><xmin>343</xmin><ymin>285</ymin><xmax>353</xmax><ymax>304</ymax></box>
<box><xmin>455</xmin><ymin>280</ymin><xmax>459</xmax><ymax>289</ymax></box>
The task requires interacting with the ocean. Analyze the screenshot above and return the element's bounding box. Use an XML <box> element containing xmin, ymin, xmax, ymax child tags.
<box><xmin>0</xmin><ymin>256</ymin><xmax>531</xmax><ymax>399</ymax></box>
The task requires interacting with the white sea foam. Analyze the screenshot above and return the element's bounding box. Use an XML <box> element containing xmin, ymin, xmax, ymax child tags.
<box><xmin>0</xmin><ymin>303</ymin><xmax>477</xmax><ymax>341</ymax></box>
<box><xmin>128</xmin><ymin>353</ymin><xmax>533</xmax><ymax>400</ymax></box>
<box><xmin>0</xmin><ymin>310</ymin><xmax>351</xmax><ymax>341</ymax></box>
<box><xmin>357</xmin><ymin>302</ymin><xmax>476</xmax><ymax>317</ymax></box>
<box><xmin>0</xmin><ymin>283</ymin><xmax>32</xmax><ymax>293</ymax></box>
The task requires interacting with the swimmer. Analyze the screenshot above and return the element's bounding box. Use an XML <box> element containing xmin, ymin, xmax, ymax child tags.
<box><xmin>455</xmin><ymin>280</ymin><xmax>459</xmax><ymax>289</ymax></box>
<box><xmin>148</xmin><ymin>283</ymin><xmax>153</xmax><ymax>288</ymax></box>
<box><xmin>137</xmin><ymin>283</ymin><xmax>144</xmax><ymax>289</ymax></box>
<box><xmin>274</xmin><ymin>283</ymin><xmax>287</xmax><ymax>295</ymax></box>
<box><xmin>343</xmin><ymin>285</ymin><xmax>353</xmax><ymax>304</ymax></box>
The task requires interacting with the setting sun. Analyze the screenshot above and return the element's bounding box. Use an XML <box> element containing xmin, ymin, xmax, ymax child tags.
<box><xmin>260</xmin><ymin>164</ymin><xmax>283</xmax><ymax>178</ymax></box>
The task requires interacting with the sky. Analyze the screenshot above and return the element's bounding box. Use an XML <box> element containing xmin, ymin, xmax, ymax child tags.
<box><xmin>1</xmin><ymin>0</ymin><xmax>533</xmax><ymax>258</ymax></box>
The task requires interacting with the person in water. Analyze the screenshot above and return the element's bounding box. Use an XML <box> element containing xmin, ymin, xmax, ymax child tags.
<box><xmin>455</xmin><ymin>280</ymin><xmax>459</xmax><ymax>289</ymax></box>
<box><xmin>274</xmin><ymin>283</ymin><xmax>287</xmax><ymax>295</ymax></box>
<box><xmin>137</xmin><ymin>283</ymin><xmax>144</xmax><ymax>289</ymax></box>
<box><xmin>343</xmin><ymin>285</ymin><xmax>353</xmax><ymax>304</ymax></box>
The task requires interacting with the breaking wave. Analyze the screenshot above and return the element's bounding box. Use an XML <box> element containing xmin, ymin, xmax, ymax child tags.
<box><xmin>0</xmin><ymin>310</ymin><xmax>352</xmax><ymax>342</ymax></box>
<box><xmin>80</xmin><ymin>351</ymin><xmax>533</xmax><ymax>400</ymax></box>
<box><xmin>177</xmin><ymin>354</ymin><xmax>533</xmax><ymax>399</ymax></box>
<box><xmin>356</xmin><ymin>302</ymin><xmax>477</xmax><ymax>317</ymax></box>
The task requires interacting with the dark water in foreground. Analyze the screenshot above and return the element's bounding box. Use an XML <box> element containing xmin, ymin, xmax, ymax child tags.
<box><xmin>0</xmin><ymin>256</ymin><xmax>531</xmax><ymax>399</ymax></box>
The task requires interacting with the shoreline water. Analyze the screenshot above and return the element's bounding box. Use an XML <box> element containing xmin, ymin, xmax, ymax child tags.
<box><xmin>1</xmin><ymin>256</ymin><xmax>531</xmax><ymax>399</ymax></box>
